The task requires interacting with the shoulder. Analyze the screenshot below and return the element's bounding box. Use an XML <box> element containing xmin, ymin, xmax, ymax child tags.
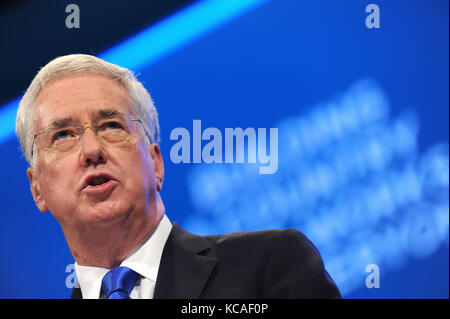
<box><xmin>168</xmin><ymin>223</ymin><xmax>341</xmax><ymax>298</ymax></box>
<box><xmin>170</xmin><ymin>223</ymin><xmax>322</xmax><ymax>264</ymax></box>
<box><xmin>202</xmin><ymin>228</ymin><xmax>341</xmax><ymax>298</ymax></box>
<box><xmin>204</xmin><ymin>228</ymin><xmax>315</xmax><ymax>253</ymax></box>
<box><xmin>197</xmin><ymin>228</ymin><xmax>322</xmax><ymax>269</ymax></box>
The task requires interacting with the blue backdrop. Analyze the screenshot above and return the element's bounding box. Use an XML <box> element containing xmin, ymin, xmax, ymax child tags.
<box><xmin>0</xmin><ymin>0</ymin><xmax>448</xmax><ymax>298</ymax></box>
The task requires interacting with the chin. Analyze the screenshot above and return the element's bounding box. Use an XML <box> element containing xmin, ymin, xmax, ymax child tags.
<box><xmin>79</xmin><ymin>201</ymin><xmax>133</xmax><ymax>228</ymax></box>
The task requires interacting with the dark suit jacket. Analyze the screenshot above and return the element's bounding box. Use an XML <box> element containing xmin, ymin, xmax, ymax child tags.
<box><xmin>71</xmin><ymin>223</ymin><xmax>341</xmax><ymax>299</ymax></box>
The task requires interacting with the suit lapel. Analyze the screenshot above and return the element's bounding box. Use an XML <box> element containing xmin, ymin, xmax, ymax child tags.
<box><xmin>153</xmin><ymin>223</ymin><xmax>217</xmax><ymax>299</ymax></box>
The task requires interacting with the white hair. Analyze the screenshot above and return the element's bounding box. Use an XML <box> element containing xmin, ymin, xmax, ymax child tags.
<box><xmin>15</xmin><ymin>54</ymin><xmax>160</xmax><ymax>167</ymax></box>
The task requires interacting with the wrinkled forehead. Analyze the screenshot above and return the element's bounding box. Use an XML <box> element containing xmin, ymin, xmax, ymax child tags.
<box><xmin>33</xmin><ymin>74</ymin><xmax>135</xmax><ymax>130</ymax></box>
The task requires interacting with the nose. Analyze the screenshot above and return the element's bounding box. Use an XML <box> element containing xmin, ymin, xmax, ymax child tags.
<box><xmin>79</xmin><ymin>126</ymin><xmax>107</xmax><ymax>167</ymax></box>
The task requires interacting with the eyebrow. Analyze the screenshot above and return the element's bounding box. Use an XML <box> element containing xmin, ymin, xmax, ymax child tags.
<box><xmin>50</xmin><ymin>117</ymin><xmax>74</xmax><ymax>129</ymax></box>
<box><xmin>98</xmin><ymin>108</ymin><xmax>125</xmax><ymax>119</ymax></box>
<box><xmin>47</xmin><ymin>108</ymin><xmax>126</xmax><ymax>130</ymax></box>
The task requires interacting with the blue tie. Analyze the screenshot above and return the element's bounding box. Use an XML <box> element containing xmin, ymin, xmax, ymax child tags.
<box><xmin>101</xmin><ymin>267</ymin><xmax>139</xmax><ymax>299</ymax></box>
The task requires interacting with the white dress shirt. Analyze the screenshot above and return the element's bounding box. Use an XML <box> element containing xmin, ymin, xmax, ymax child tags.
<box><xmin>74</xmin><ymin>214</ymin><xmax>172</xmax><ymax>299</ymax></box>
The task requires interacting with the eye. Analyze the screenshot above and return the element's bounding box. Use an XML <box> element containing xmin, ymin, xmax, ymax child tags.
<box><xmin>101</xmin><ymin>121</ymin><xmax>124</xmax><ymax>130</ymax></box>
<box><xmin>53</xmin><ymin>129</ymin><xmax>76</xmax><ymax>141</ymax></box>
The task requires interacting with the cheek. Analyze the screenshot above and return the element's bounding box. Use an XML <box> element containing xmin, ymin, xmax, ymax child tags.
<box><xmin>112</xmin><ymin>136</ymin><xmax>137</xmax><ymax>152</ymax></box>
<box><xmin>115</xmin><ymin>138</ymin><xmax>155</xmax><ymax>180</ymax></box>
<box><xmin>38</xmin><ymin>160</ymin><xmax>77</xmax><ymax>204</ymax></box>
<box><xmin>133</xmin><ymin>142</ymin><xmax>157</xmax><ymax>191</ymax></box>
<box><xmin>112</xmin><ymin>144</ymin><xmax>157</xmax><ymax>214</ymax></box>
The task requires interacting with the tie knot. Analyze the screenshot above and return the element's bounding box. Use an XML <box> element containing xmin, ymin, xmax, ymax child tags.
<box><xmin>101</xmin><ymin>267</ymin><xmax>139</xmax><ymax>299</ymax></box>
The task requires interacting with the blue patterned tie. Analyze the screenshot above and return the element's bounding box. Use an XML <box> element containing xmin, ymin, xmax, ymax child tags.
<box><xmin>101</xmin><ymin>267</ymin><xmax>139</xmax><ymax>299</ymax></box>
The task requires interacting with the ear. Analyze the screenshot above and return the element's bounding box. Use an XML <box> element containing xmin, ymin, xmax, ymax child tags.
<box><xmin>149</xmin><ymin>144</ymin><xmax>164</xmax><ymax>192</ymax></box>
<box><xmin>27</xmin><ymin>167</ymin><xmax>48</xmax><ymax>212</ymax></box>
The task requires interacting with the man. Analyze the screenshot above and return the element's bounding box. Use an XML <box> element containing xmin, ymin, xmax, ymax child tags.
<box><xmin>16</xmin><ymin>54</ymin><xmax>341</xmax><ymax>299</ymax></box>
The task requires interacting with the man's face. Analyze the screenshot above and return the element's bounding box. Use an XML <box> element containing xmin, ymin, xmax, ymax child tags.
<box><xmin>27</xmin><ymin>74</ymin><xmax>164</xmax><ymax>229</ymax></box>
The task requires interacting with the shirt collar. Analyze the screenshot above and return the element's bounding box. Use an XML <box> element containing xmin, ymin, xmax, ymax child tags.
<box><xmin>74</xmin><ymin>214</ymin><xmax>172</xmax><ymax>299</ymax></box>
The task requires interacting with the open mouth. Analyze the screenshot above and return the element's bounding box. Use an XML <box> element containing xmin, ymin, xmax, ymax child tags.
<box><xmin>82</xmin><ymin>173</ymin><xmax>116</xmax><ymax>193</ymax></box>
<box><xmin>88</xmin><ymin>176</ymin><xmax>111</xmax><ymax>187</ymax></box>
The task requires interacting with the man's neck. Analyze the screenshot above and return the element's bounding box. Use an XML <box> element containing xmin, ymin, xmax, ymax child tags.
<box><xmin>65</xmin><ymin>204</ymin><xmax>165</xmax><ymax>269</ymax></box>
